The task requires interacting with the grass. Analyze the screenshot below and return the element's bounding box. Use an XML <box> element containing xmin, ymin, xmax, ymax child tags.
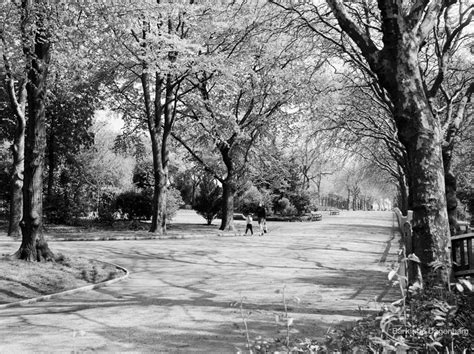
<box><xmin>0</xmin><ymin>253</ymin><xmax>123</xmax><ymax>304</ymax></box>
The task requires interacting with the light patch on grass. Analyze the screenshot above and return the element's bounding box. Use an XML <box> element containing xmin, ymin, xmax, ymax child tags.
<box><xmin>0</xmin><ymin>254</ymin><xmax>122</xmax><ymax>304</ymax></box>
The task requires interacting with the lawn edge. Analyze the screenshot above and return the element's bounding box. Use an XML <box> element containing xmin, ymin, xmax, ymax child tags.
<box><xmin>47</xmin><ymin>234</ymin><xmax>214</xmax><ymax>241</ymax></box>
<box><xmin>0</xmin><ymin>260</ymin><xmax>129</xmax><ymax>309</ymax></box>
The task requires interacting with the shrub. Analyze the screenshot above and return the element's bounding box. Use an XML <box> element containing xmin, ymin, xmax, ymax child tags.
<box><xmin>44</xmin><ymin>194</ymin><xmax>74</xmax><ymax>224</ymax></box>
<box><xmin>193</xmin><ymin>175</ymin><xmax>222</xmax><ymax>225</ymax></box>
<box><xmin>107</xmin><ymin>186</ymin><xmax>183</xmax><ymax>222</ymax></box>
<box><xmin>288</xmin><ymin>190</ymin><xmax>312</xmax><ymax>215</ymax></box>
<box><xmin>237</xmin><ymin>186</ymin><xmax>262</xmax><ymax>215</ymax></box>
<box><xmin>114</xmin><ymin>191</ymin><xmax>152</xmax><ymax>220</ymax></box>
<box><xmin>166</xmin><ymin>186</ymin><xmax>184</xmax><ymax>221</ymax></box>
<box><xmin>274</xmin><ymin>197</ymin><xmax>297</xmax><ymax>216</ymax></box>
<box><xmin>98</xmin><ymin>191</ymin><xmax>116</xmax><ymax>224</ymax></box>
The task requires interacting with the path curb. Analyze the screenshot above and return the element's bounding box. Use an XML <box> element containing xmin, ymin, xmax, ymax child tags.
<box><xmin>0</xmin><ymin>260</ymin><xmax>129</xmax><ymax>309</ymax></box>
<box><xmin>47</xmin><ymin>234</ymin><xmax>215</xmax><ymax>242</ymax></box>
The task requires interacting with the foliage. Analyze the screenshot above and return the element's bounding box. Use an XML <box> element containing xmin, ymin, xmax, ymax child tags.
<box><xmin>241</xmin><ymin>273</ymin><xmax>473</xmax><ymax>353</ymax></box>
<box><xmin>114</xmin><ymin>191</ymin><xmax>152</xmax><ymax>220</ymax></box>
<box><xmin>112</xmin><ymin>187</ymin><xmax>183</xmax><ymax>222</ymax></box>
<box><xmin>132</xmin><ymin>159</ymin><xmax>154</xmax><ymax>190</ymax></box>
<box><xmin>165</xmin><ymin>187</ymin><xmax>184</xmax><ymax>222</ymax></box>
<box><xmin>44</xmin><ymin>193</ymin><xmax>83</xmax><ymax>225</ymax></box>
<box><xmin>193</xmin><ymin>175</ymin><xmax>222</xmax><ymax>225</ymax></box>
<box><xmin>288</xmin><ymin>190</ymin><xmax>312</xmax><ymax>215</ymax></box>
<box><xmin>274</xmin><ymin>197</ymin><xmax>297</xmax><ymax>216</ymax></box>
<box><xmin>237</xmin><ymin>186</ymin><xmax>263</xmax><ymax>215</ymax></box>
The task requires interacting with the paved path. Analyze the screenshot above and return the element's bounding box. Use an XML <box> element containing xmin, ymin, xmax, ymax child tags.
<box><xmin>0</xmin><ymin>211</ymin><xmax>399</xmax><ymax>352</ymax></box>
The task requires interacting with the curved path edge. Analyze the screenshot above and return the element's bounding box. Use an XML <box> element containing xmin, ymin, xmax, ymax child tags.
<box><xmin>0</xmin><ymin>260</ymin><xmax>129</xmax><ymax>310</ymax></box>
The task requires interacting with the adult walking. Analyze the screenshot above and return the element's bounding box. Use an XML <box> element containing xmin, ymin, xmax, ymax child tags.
<box><xmin>256</xmin><ymin>202</ymin><xmax>267</xmax><ymax>236</ymax></box>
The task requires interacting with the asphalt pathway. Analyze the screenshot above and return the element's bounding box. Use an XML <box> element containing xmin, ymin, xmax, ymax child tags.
<box><xmin>0</xmin><ymin>210</ymin><xmax>399</xmax><ymax>352</ymax></box>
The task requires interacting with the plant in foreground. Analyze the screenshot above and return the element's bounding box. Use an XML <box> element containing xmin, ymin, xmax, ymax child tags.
<box><xmin>233</xmin><ymin>270</ymin><xmax>473</xmax><ymax>353</ymax></box>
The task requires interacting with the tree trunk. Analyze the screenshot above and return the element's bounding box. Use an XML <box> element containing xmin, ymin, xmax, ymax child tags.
<box><xmin>46</xmin><ymin>114</ymin><xmax>56</xmax><ymax>202</ymax></box>
<box><xmin>150</xmin><ymin>171</ymin><xmax>167</xmax><ymax>234</ymax></box>
<box><xmin>8</xmin><ymin>115</ymin><xmax>25</xmax><ymax>237</ymax></box>
<box><xmin>145</xmin><ymin>75</ymin><xmax>166</xmax><ymax>234</ymax></box>
<box><xmin>16</xmin><ymin>8</ymin><xmax>54</xmax><ymax>261</ymax></box>
<box><xmin>395</xmin><ymin>86</ymin><xmax>450</xmax><ymax>281</ymax></box>
<box><xmin>220</xmin><ymin>179</ymin><xmax>235</xmax><ymax>231</ymax></box>
<box><xmin>219</xmin><ymin>142</ymin><xmax>236</xmax><ymax>231</ymax></box>
<box><xmin>143</xmin><ymin>70</ymin><xmax>174</xmax><ymax>235</ymax></box>
<box><xmin>442</xmin><ymin>83</ymin><xmax>473</xmax><ymax>235</ymax></box>
<box><xmin>346</xmin><ymin>189</ymin><xmax>351</xmax><ymax>211</ymax></box>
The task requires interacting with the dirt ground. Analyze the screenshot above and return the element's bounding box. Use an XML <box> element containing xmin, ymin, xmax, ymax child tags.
<box><xmin>0</xmin><ymin>210</ymin><xmax>400</xmax><ymax>352</ymax></box>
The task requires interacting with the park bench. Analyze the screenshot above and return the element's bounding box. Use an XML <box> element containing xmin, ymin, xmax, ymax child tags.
<box><xmin>451</xmin><ymin>232</ymin><xmax>474</xmax><ymax>278</ymax></box>
<box><xmin>329</xmin><ymin>209</ymin><xmax>340</xmax><ymax>215</ymax></box>
<box><xmin>395</xmin><ymin>208</ymin><xmax>474</xmax><ymax>278</ymax></box>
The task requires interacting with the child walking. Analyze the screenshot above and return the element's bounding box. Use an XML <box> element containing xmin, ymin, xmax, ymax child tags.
<box><xmin>245</xmin><ymin>213</ymin><xmax>254</xmax><ymax>236</ymax></box>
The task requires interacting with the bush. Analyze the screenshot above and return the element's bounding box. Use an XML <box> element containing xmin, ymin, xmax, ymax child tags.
<box><xmin>193</xmin><ymin>175</ymin><xmax>222</xmax><ymax>225</ymax></box>
<box><xmin>114</xmin><ymin>191</ymin><xmax>152</xmax><ymax>220</ymax></box>
<box><xmin>106</xmin><ymin>187</ymin><xmax>183</xmax><ymax>222</ymax></box>
<box><xmin>288</xmin><ymin>190</ymin><xmax>312</xmax><ymax>215</ymax></box>
<box><xmin>274</xmin><ymin>197</ymin><xmax>297</xmax><ymax>216</ymax></box>
<box><xmin>166</xmin><ymin>186</ymin><xmax>184</xmax><ymax>221</ymax></box>
<box><xmin>44</xmin><ymin>194</ymin><xmax>74</xmax><ymax>224</ymax></box>
<box><xmin>98</xmin><ymin>191</ymin><xmax>116</xmax><ymax>224</ymax></box>
<box><xmin>237</xmin><ymin>186</ymin><xmax>262</xmax><ymax>215</ymax></box>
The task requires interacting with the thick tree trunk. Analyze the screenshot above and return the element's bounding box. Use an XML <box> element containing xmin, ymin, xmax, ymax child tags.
<box><xmin>147</xmin><ymin>100</ymin><xmax>166</xmax><ymax>234</ymax></box>
<box><xmin>16</xmin><ymin>11</ymin><xmax>54</xmax><ymax>261</ymax></box>
<box><xmin>220</xmin><ymin>179</ymin><xmax>235</xmax><ymax>231</ymax></box>
<box><xmin>143</xmin><ymin>71</ymin><xmax>173</xmax><ymax>235</ymax></box>
<box><xmin>8</xmin><ymin>120</ymin><xmax>24</xmax><ymax>237</ymax></box>
<box><xmin>395</xmin><ymin>85</ymin><xmax>450</xmax><ymax>281</ymax></box>
<box><xmin>150</xmin><ymin>171</ymin><xmax>167</xmax><ymax>234</ymax></box>
<box><xmin>219</xmin><ymin>143</ymin><xmax>236</xmax><ymax>231</ymax></box>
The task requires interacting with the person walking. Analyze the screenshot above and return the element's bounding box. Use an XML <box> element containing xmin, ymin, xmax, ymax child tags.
<box><xmin>245</xmin><ymin>213</ymin><xmax>254</xmax><ymax>236</ymax></box>
<box><xmin>256</xmin><ymin>202</ymin><xmax>267</xmax><ymax>236</ymax></box>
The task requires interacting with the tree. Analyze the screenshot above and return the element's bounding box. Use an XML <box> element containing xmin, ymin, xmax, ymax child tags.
<box><xmin>193</xmin><ymin>174</ymin><xmax>222</xmax><ymax>225</ymax></box>
<box><xmin>175</xmin><ymin>4</ymin><xmax>318</xmax><ymax>230</ymax></box>
<box><xmin>99</xmin><ymin>2</ymin><xmax>209</xmax><ymax>234</ymax></box>
<box><xmin>271</xmin><ymin>0</ymin><xmax>473</xmax><ymax>282</ymax></box>
<box><xmin>16</xmin><ymin>0</ymin><xmax>54</xmax><ymax>261</ymax></box>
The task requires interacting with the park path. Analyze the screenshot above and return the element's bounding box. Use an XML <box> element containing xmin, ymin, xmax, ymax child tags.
<box><xmin>0</xmin><ymin>211</ymin><xmax>400</xmax><ymax>352</ymax></box>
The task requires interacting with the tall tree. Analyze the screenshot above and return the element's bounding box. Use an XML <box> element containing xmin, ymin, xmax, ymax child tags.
<box><xmin>174</xmin><ymin>4</ymin><xmax>320</xmax><ymax>230</ymax></box>
<box><xmin>16</xmin><ymin>0</ymin><xmax>54</xmax><ymax>260</ymax></box>
<box><xmin>100</xmin><ymin>2</ymin><xmax>206</xmax><ymax>234</ymax></box>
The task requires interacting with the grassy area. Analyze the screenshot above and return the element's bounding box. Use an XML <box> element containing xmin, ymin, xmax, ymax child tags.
<box><xmin>0</xmin><ymin>253</ymin><xmax>123</xmax><ymax>304</ymax></box>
